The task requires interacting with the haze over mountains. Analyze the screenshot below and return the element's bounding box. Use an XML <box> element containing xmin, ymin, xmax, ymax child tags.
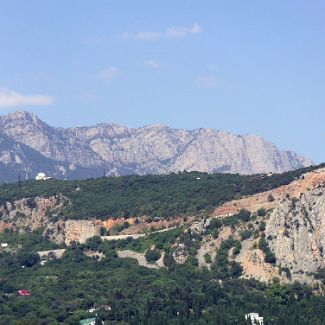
<box><xmin>0</xmin><ymin>111</ymin><xmax>313</xmax><ymax>182</ymax></box>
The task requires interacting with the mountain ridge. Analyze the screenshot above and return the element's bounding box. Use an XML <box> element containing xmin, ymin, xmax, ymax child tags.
<box><xmin>0</xmin><ymin>111</ymin><xmax>313</xmax><ymax>182</ymax></box>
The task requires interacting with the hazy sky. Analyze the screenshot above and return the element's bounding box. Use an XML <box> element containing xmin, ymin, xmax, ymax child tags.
<box><xmin>0</xmin><ymin>1</ymin><xmax>324</xmax><ymax>162</ymax></box>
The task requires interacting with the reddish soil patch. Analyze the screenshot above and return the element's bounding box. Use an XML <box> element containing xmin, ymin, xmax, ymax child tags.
<box><xmin>214</xmin><ymin>168</ymin><xmax>325</xmax><ymax>216</ymax></box>
<box><xmin>0</xmin><ymin>222</ymin><xmax>12</xmax><ymax>233</ymax></box>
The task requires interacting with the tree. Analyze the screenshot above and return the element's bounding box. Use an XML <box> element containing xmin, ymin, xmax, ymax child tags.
<box><xmin>85</xmin><ymin>236</ymin><xmax>102</xmax><ymax>251</ymax></box>
<box><xmin>268</xmin><ymin>194</ymin><xmax>275</xmax><ymax>202</ymax></box>
<box><xmin>257</xmin><ymin>208</ymin><xmax>267</xmax><ymax>217</ymax></box>
<box><xmin>145</xmin><ymin>249</ymin><xmax>161</xmax><ymax>263</ymax></box>
<box><xmin>100</xmin><ymin>226</ymin><xmax>107</xmax><ymax>236</ymax></box>
<box><xmin>238</xmin><ymin>209</ymin><xmax>251</xmax><ymax>222</ymax></box>
<box><xmin>17</xmin><ymin>251</ymin><xmax>40</xmax><ymax>267</ymax></box>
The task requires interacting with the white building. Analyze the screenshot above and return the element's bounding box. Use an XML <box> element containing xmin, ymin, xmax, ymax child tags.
<box><xmin>36</xmin><ymin>172</ymin><xmax>52</xmax><ymax>181</ymax></box>
<box><xmin>245</xmin><ymin>313</ymin><xmax>264</xmax><ymax>325</ymax></box>
<box><xmin>1</xmin><ymin>243</ymin><xmax>8</xmax><ymax>248</ymax></box>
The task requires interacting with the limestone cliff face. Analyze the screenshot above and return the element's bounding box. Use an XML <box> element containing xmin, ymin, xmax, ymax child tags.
<box><xmin>265</xmin><ymin>186</ymin><xmax>325</xmax><ymax>282</ymax></box>
<box><xmin>0</xmin><ymin>111</ymin><xmax>312</xmax><ymax>182</ymax></box>
<box><xmin>0</xmin><ymin>196</ymin><xmax>64</xmax><ymax>231</ymax></box>
<box><xmin>46</xmin><ymin>219</ymin><xmax>101</xmax><ymax>246</ymax></box>
<box><xmin>206</xmin><ymin>168</ymin><xmax>325</xmax><ymax>284</ymax></box>
<box><xmin>0</xmin><ymin>196</ymin><xmax>100</xmax><ymax>245</ymax></box>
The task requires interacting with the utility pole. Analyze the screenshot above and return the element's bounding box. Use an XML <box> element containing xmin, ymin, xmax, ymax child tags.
<box><xmin>18</xmin><ymin>173</ymin><xmax>22</xmax><ymax>193</ymax></box>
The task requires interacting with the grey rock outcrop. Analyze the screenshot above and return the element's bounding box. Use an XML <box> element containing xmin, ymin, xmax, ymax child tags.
<box><xmin>0</xmin><ymin>195</ymin><xmax>100</xmax><ymax>245</ymax></box>
<box><xmin>265</xmin><ymin>186</ymin><xmax>325</xmax><ymax>282</ymax></box>
<box><xmin>0</xmin><ymin>196</ymin><xmax>64</xmax><ymax>231</ymax></box>
<box><xmin>0</xmin><ymin>111</ymin><xmax>313</xmax><ymax>182</ymax></box>
<box><xmin>46</xmin><ymin>219</ymin><xmax>101</xmax><ymax>245</ymax></box>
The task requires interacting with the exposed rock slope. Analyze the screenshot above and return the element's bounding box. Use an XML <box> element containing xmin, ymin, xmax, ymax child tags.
<box><xmin>193</xmin><ymin>167</ymin><xmax>325</xmax><ymax>284</ymax></box>
<box><xmin>214</xmin><ymin>168</ymin><xmax>325</xmax><ymax>216</ymax></box>
<box><xmin>0</xmin><ymin>111</ymin><xmax>312</xmax><ymax>181</ymax></box>
<box><xmin>266</xmin><ymin>186</ymin><xmax>325</xmax><ymax>282</ymax></box>
<box><xmin>0</xmin><ymin>195</ymin><xmax>101</xmax><ymax>245</ymax></box>
<box><xmin>0</xmin><ymin>196</ymin><xmax>64</xmax><ymax>231</ymax></box>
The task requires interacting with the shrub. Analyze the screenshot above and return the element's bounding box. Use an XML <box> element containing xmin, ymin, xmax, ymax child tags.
<box><xmin>228</xmin><ymin>261</ymin><xmax>243</xmax><ymax>278</ymax></box>
<box><xmin>280</xmin><ymin>267</ymin><xmax>291</xmax><ymax>280</ymax></box>
<box><xmin>283</xmin><ymin>229</ymin><xmax>290</xmax><ymax>238</ymax></box>
<box><xmin>208</xmin><ymin>218</ymin><xmax>223</xmax><ymax>230</ymax></box>
<box><xmin>233</xmin><ymin>242</ymin><xmax>242</xmax><ymax>256</ymax></box>
<box><xmin>240</xmin><ymin>230</ymin><xmax>253</xmax><ymax>240</ymax></box>
<box><xmin>265</xmin><ymin>251</ymin><xmax>276</xmax><ymax>264</ymax></box>
<box><xmin>85</xmin><ymin>236</ymin><xmax>102</xmax><ymax>251</ymax></box>
<box><xmin>211</xmin><ymin>229</ymin><xmax>219</xmax><ymax>239</ymax></box>
<box><xmin>163</xmin><ymin>253</ymin><xmax>175</xmax><ymax>269</ymax></box>
<box><xmin>213</xmin><ymin>238</ymin><xmax>243</xmax><ymax>279</ymax></box>
<box><xmin>238</xmin><ymin>209</ymin><xmax>251</xmax><ymax>222</ymax></box>
<box><xmin>259</xmin><ymin>222</ymin><xmax>266</xmax><ymax>231</ymax></box>
<box><xmin>257</xmin><ymin>208</ymin><xmax>267</xmax><ymax>217</ymax></box>
<box><xmin>204</xmin><ymin>253</ymin><xmax>212</xmax><ymax>264</ymax></box>
<box><xmin>314</xmin><ymin>268</ymin><xmax>325</xmax><ymax>284</ymax></box>
<box><xmin>259</xmin><ymin>234</ymin><xmax>276</xmax><ymax>264</ymax></box>
<box><xmin>145</xmin><ymin>249</ymin><xmax>161</xmax><ymax>263</ymax></box>
<box><xmin>99</xmin><ymin>226</ymin><xmax>107</xmax><ymax>236</ymax></box>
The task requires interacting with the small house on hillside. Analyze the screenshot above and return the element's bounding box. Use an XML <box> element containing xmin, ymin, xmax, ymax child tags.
<box><xmin>36</xmin><ymin>172</ymin><xmax>52</xmax><ymax>180</ymax></box>
<box><xmin>245</xmin><ymin>313</ymin><xmax>264</xmax><ymax>325</ymax></box>
<box><xmin>18</xmin><ymin>290</ymin><xmax>31</xmax><ymax>296</ymax></box>
<box><xmin>101</xmin><ymin>304</ymin><xmax>112</xmax><ymax>311</ymax></box>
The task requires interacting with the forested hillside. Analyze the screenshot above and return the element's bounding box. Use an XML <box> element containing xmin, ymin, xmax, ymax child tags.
<box><xmin>1</xmin><ymin>229</ymin><xmax>325</xmax><ymax>324</ymax></box>
<box><xmin>0</xmin><ymin>164</ymin><xmax>322</xmax><ymax>219</ymax></box>
<box><xmin>1</xmin><ymin>165</ymin><xmax>325</xmax><ymax>324</ymax></box>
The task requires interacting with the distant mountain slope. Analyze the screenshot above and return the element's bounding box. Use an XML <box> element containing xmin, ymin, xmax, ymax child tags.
<box><xmin>0</xmin><ymin>111</ymin><xmax>313</xmax><ymax>182</ymax></box>
<box><xmin>0</xmin><ymin>132</ymin><xmax>103</xmax><ymax>183</ymax></box>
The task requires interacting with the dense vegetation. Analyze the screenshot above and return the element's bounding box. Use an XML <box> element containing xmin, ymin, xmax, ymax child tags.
<box><xmin>1</xmin><ymin>165</ymin><xmax>325</xmax><ymax>324</ymax></box>
<box><xmin>1</xmin><ymin>230</ymin><xmax>325</xmax><ymax>324</ymax></box>
<box><xmin>0</xmin><ymin>164</ymin><xmax>323</xmax><ymax>220</ymax></box>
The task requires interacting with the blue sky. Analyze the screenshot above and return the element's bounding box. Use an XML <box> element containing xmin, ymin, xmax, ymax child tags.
<box><xmin>0</xmin><ymin>1</ymin><xmax>324</xmax><ymax>162</ymax></box>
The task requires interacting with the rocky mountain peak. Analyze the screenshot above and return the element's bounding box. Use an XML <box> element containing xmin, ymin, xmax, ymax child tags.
<box><xmin>0</xmin><ymin>111</ymin><xmax>52</xmax><ymax>139</ymax></box>
<box><xmin>0</xmin><ymin>110</ymin><xmax>43</xmax><ymax>126</ymax></box>
<box><xmin>0</xmin><ymin>111</ymin><xmax>314</xmax><ymax>182</ymax></box>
